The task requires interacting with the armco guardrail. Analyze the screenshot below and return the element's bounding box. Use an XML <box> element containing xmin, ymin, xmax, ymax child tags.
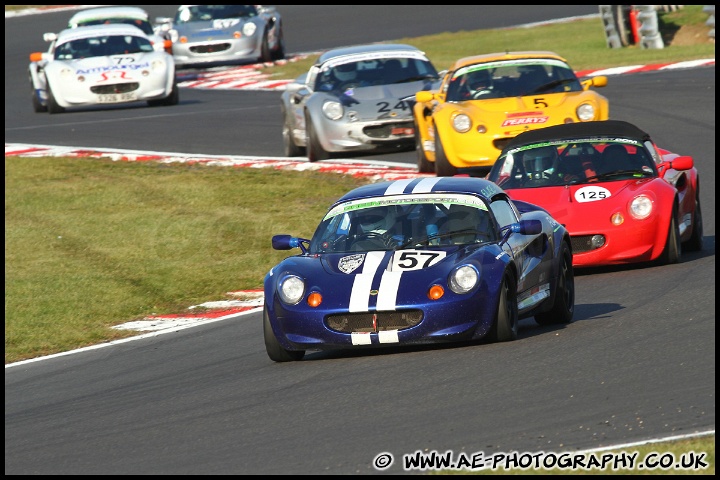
<box><xmin>599</xmin><ymin>5</ymin><xmax>695</xmax><ymax>49</ymax></box>
<box><xmin>703</xmin><ymin>5</ymin><xmax>715</xmax><ymax>40</ymax></box>
<box><xmin>635</xmin><ymin>5</ymin><xmax>665</xmax><ymax>49</ymax></box>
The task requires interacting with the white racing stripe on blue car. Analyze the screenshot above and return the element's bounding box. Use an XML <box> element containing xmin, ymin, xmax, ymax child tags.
<box><xmin>383</xmin><ymin>177</ymin><xmax>442</xmax><ymax>196</ymax></box>
<box><xmin>349</xmin><ymin>251</ymin><xmax>404</xmax><ymax>313</ymax></box>
<box><xmin>378</xmin><ymin>330</ymin><xmax>400</xmax><ymax>344</ymax></box>
<box><xmin>349</xmin><ymin>251</ymin><xmax>385</xmax><ymax>312</ymax></box>
<box><xmin>384</xmin><ymin>178</ymin><xmax>415</xmax><ymax>195</ymax></box>
<box><xmin>412</xmin><ymin>177</ymin><xmax>442</xmax><ymax>193</ymax></box>
<box><xmin>376</xmin><ymin>270</ymin><xmax>402</xmax><ymax>311</ymax></box>
<box><xmin>351</xmin><ymin>332</ymin><xmax>372</xmax><ymax>345</ymax></box>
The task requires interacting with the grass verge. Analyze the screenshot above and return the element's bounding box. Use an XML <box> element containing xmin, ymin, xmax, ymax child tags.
<box><xmin>264</xmin><ymin>6</ymin><xmax>715</xmax><ymax>80</ymax></box>
<box><xmin>5</xmin><ymin>156</ymin><xmax>369</xmax><ymax>363</ymax></box>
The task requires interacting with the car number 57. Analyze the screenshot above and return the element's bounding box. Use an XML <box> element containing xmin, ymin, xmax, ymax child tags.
<box><xmin>392</xmin><ymin>250</ymin><xmax>446</xmax><ymax>271</ymax></box>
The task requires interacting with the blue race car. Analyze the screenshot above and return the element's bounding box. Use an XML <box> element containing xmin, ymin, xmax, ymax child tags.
<box><xmin>264</xmin><ymin>177</ymin><xmax>574</xmax><ymax>362</ymax></box>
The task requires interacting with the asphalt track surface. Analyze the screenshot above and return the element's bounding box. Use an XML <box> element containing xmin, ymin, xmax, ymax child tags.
<box><xmin>5</xmin><ymin>6</ymin><xmax>716</xmax><ymax>475</ymax></box>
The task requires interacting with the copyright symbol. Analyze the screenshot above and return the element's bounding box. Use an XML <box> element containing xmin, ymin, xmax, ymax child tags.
<box><xmin>373</xmin><ymin>452</ymin><xmax>393</xmax><ymax>470</ymax></box>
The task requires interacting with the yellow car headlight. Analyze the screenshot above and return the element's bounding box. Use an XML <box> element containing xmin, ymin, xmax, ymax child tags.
<box><xmin>452</xmin><ymin>113</ymin><xmax>472</xmax><ymax>133</ymax></box>
<box><xmin>577</xmin><ymin>103</ymin><xmax>596</xmax><ymax>121</ymax></box>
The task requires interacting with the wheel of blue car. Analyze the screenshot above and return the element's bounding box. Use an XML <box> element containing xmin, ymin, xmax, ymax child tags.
<box><xmin>305</xmin><ymin>114</ymin><xmax>330</xmax><ymax>162</ymax></box>
<box><xmin>282</xmin><ymin>107</ymin><xmax>303</xmax><ymax>157</ymax></box>
<box><xmin>415</xmin><ymin>121</ymin><xmax>434</xmax><ymax>173</ymax></box>
<box><xmin>260</xmin><ymin>29</ymin><xmax>272</xmax><ymax>63</ymax></box>
<box><xmin>535</xmin><ymin>241</ymin><xmax>574</xmax><ymax>326</ymax></box>
<box><xmin>30</xmin><ymin>81</ymin><xmax>46</xmax><ymax>113</ymax></box>
<box><xmin>433</xmin><ymin>125</ymin><xmax>457</xmax><ymax>177</ymax></box>
<box><xmin>683</xmin><ymin>193</ymin><xmax>703</xmax><ymax>252</ymax></box>
<box><xmin>658</xmin><ymin>207</ymin><xmax>681</xmax><ymax>265</ymax></box>
<box><xmin>488</xmin><ymin>270</ymin><xmax>518</xmax><ymax>342</ymax></box>
<box><xmin>263</xmin><ymin>306</ymin><xmax>305</xmax><ymax>362</ymax></box>
<box><xmin>46</xmin><ymin>81</ymin><xmax>64</xmax><ymax>114</ymax></box>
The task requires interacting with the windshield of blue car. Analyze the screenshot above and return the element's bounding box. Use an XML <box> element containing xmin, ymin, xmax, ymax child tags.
<box><xmin>74</xmin><ymin>18</ymin><xmax>155</xmax><ymax>36</ymax></box>
<box><xmin>175</xmin><ymin>5</ymin><xmax>258</xmax><ymax>23</ymax></box>
<box><xmin>445</xmin><ymin>59</ymin><xmax>582</xmax><ymax>101</ymax></box>
<box><xmin>490</xmin><ymin>140</ymin><xmax>658</xmax><ymax>189</ymax></box>
<box><xmin>316</xmin><ymin>57</ymin><xmax>439</xmax><ymax>91</ymax></box>
<box><xmin>54</xmin><ymin>35</ymin><xmax>154</xmax><ymax>59</ymax></box>
<box><xmin>309</xmin><ymin>194</ymin><xmax>497</xmax><ymax>253</ymax></box>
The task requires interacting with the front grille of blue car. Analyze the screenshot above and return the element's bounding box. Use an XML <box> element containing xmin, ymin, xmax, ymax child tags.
<box><xmin>363</xmin><ymin>121</ymin><xmax>414</xmax><ymax>139</ymax></box>
<box><xmin>326</xmin><ymin>310</ymin><xmax>423</xmax><ymax>333</ymax></box>
<box><xmin>190</xmin><ymin>43</ymin><xmax>231</xmax><ymax>54</ymax></box>
<box><xmin>571</xmin><ymin>235</ymin><xmax>598</xmax><ymax>253</ymax></box>
<box><xmin>90</xmin><ymin>83</ymin><xmax>140</xmax><ymax>94</ymax></box>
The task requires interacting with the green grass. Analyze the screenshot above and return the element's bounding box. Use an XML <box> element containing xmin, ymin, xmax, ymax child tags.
<box><xmin>264</xmin><ymin>5</ymin><xmax>715</xmax><ymax>81</ymax></box>
<box><xmin>5</xmin><ymin>157</ymin><xmax>369</xmax><ymax>362</ymax></box>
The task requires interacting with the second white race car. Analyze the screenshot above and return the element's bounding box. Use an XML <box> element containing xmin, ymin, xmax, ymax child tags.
<box><xmin>29</xmin><ymin>24</ymin><xmax>179</xmax><ymax>114</ymax></box>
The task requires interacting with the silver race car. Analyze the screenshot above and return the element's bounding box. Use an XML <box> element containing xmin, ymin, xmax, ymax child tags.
<box><xmin>280</xmin><ymin>44</ymin><xmax>441</xmax><ymax>161</ymax></box>
<box><xmin>29</xmin><ymin>24</ymin><xmax>178</xmax><ymax>114</ymax></box>
<box><xmin>155</xmin><ymin>5</ymin><xmax>285</xmax><ymax>68</ymax></box>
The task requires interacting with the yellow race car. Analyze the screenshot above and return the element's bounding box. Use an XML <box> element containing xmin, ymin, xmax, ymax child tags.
<box><xmin>413</xmin><ymin>51</ymin><xmax>609</xmax><ymax>176</ymax></box>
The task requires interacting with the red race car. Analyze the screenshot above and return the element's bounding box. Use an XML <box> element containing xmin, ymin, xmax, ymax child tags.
<box><xmin>487</xmin><ymin>120</ymin><xmax>703</xmax><ymax>268</ymax></box>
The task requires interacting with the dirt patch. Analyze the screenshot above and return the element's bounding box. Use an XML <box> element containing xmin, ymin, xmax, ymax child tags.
<box><xmin>666</xmin><ymin>23</ymin><xmax>714</xmax><ymax>46</ymax></box>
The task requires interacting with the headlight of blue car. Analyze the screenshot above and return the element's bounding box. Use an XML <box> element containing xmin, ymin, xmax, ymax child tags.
<box><xmin>278</xmin><ymin>274</ymin><xmax>305</xmax><ymax>305</ymax></box>
<box><xmin>448</xmin><ymin>265</ymin><xmax>479</xmax><ymax>294</ymax></box>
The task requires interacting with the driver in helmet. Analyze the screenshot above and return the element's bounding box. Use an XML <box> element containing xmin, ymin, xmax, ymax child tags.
<box><xmin>334</xmin><ymin>62</ymin><xmax>357</xmax><ymax>82</ymax></box>
<box><xmin>356</xmin><ymin>208</ymin><xmax>404</xmax><ymax>248</ymax></box>
<box><xmin>465</xmin><ymin>69</ymin><xmax>494</xmax><ymax>99</ymax></box>
<box><xmin>319</xmin><ymin>62</ymin><xmax>359</xmax><ymax>91</ymax></box>
<box><xmin>359</xmin><ymin>212</ymin><xmax>390</xmax><ymax>235</ymax></box>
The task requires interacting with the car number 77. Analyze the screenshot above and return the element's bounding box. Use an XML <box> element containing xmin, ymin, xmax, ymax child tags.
<box><xmin>392</xmin><ymin>250</ymin><xmax>446</xmax><ymax>271</ymax></box>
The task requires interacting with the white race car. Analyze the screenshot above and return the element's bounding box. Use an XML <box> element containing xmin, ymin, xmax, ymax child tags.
<box><xmin>29</xmin><ymin>24</ymin><xmax>179</xmax><ymax>114</ymax></box>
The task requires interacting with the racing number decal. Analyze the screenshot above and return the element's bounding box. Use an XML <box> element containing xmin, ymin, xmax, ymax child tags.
<box><xmin>113</xmin><ymin>56</ymin><xmax>137</xmax><ymax>65</ymax></box>
<box><xmin>534</xmin><ymin>98</ymin><xmax>548</xmax><ymax>108</ymax></box>
<box><xmin>391</xmin><ymin>250</ymin><xmax>446</xmax><ymax>271</ymax></box>
<box><xmin>574</xmin><ymin>185</ymin><xmax>611</xmax><ymax>203</ymax></box>
<box><xmin>377</xmin><ymin>100</ymin><xmax>411</xmax><ymax>113</ymax></box>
